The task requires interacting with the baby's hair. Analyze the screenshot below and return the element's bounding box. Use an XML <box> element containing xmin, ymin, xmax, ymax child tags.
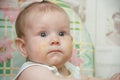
<box><xmin>15</xmin><ymin>0</ymin><xmax>68</xmax><ymax>38</ymax></box>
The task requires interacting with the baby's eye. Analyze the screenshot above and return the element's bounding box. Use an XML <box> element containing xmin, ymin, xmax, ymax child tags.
<box><xmin>59</xmin><ymin>32</ymin><xmax>65</xmax><ymax>36</ymax></box>
<box><xmin>40</xmin><ymin>32</ymin><xmax>47</xmax><ymax>37</ymax></box>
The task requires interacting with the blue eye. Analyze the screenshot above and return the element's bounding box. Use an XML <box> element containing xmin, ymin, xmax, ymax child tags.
<box><xmin>40</xmin><ymin>32</ymin><xmax>47</xmax><ymax>37</ymax></box>
<box><xmin>59</xmin><ymin>32</ymin><xmax>65</xmax><ymax>36</ymax></box>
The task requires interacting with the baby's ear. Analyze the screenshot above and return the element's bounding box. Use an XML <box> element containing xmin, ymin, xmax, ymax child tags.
<box><xmin>15</xmin><ymin>38</ymin><xmax>28</xmax><ymax>58</ymax></box>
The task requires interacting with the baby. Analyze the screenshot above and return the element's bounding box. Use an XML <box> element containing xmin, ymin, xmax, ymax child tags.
<box><xmin>14</xmin><ymin>0</ymin><xmax>120</xmax><ymax>80</ymax></box>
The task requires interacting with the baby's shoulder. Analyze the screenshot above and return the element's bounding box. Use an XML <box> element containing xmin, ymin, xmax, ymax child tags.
<box><xmin>17</xmin><ymin>64</ymin><xmax>53</xmax><ymax>80</ymax></box>
<box><xmin>16</xmin><ymin>62</ymin><xmax>53</xmax><ymax>80</ymax></box>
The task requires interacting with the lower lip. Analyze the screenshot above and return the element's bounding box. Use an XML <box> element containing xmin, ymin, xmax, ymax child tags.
<box><xmin>48</xmin><ymin>51</ymin><xmax>63</xmax><ymax>56</ymax></box>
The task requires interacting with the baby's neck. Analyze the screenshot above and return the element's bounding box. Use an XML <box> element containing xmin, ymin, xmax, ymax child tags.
<box><xmin>58</xmin><ymin>65</ymin><xmax>71</xmax><ymax>77</ymax></box>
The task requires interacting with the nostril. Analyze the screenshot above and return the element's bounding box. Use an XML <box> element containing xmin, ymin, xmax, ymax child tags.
<box><xmin>56</xmin><ymin>42</ymin><xmax>59</xmax><ymax>44</ymax></box>
<box><xmin>51</xmin><ymin>41</ymin><xmax>60</xmax><ymax>45</ymax></box>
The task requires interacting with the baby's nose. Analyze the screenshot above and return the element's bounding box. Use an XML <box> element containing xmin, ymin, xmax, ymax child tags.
<box><xmin>51</xmin><ymin>40</ymin><xmax>60</xmax><ymax>45</ymax></box>
<box><xmin>50</xmin><ymin>35</ymin><xmax>60</xmax><ymax>45</ymax></box>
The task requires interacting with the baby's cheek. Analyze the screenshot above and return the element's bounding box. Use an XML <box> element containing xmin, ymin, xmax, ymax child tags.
<box><xmin>66</xmin><ymin>44</ymin><xmax>72</xmax><ymax>49</ymax></box>
<box><xmin>63</xmin><ymin>41</ymin><xmax>73</xmax><ymax>50</ymax></box>
<box><xmin>38</xmin><ymin>43</ymin><xmax>48</xmax><ymax>52</ymax></box>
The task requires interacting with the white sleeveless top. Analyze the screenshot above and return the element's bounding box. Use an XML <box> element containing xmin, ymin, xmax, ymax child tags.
<box><xmin>13</xmin><ymin>61</ymin><xmax>81</xmax><ymax>80</ymax></box>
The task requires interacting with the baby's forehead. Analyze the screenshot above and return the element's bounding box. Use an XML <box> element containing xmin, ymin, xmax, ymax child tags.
<box><xmin>24</xmin><ymin>11</ymin><xmax>69</xmax><ymax>29</ymax></box>
<box><xmin>22</xmin><ymin>4</ymin><xmax>67</xmax><ymax>21</ymax></box>
<box><xmin>20</xmin><ymin>2</ymin><xmax>69</xmax><ymax>28</ymax></box>
<box><xmin>24</xmin><ymin>9</ymin><xmax>69</xmax><ymax>25</ymax></box>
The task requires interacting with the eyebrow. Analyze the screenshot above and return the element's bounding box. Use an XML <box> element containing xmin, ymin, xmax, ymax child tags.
<box><xmin>36</xmin><ymin>25</ymin><xmax>49</xmax><ymax>29</ymax></box>
<box><xmin>60</xmin><ymin>25</ymin><xmax>70</xmax><ymax>29</ymax></box>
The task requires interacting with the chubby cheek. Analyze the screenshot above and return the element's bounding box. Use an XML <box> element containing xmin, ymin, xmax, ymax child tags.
<box><xmin>29</xmin><ymin>43</ymin><xmax>48</xmax><ymax>61</ymax></box>
<box><xmin>39</xmin><ymin>43</ymin><xmax>47</xmax><ymax>50</ymax></box>
<box><xmin>62</xmin><ymin>40</ymin><xmax>73</xmax><ymax>57</ymax></box>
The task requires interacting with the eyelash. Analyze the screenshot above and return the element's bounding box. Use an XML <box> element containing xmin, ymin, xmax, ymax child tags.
<box><xmin>40</xmin><ymin>32</ymin><xmax>47</xmax><ymax>37</ymax></box>
<box><xmin>59</xmin><ymin>31</ymin><xmax>65</xmax><ymax>36</ymax></box>
<box><xmin>39</xmin><ymin>31</ymin><xmax>66</xmax><ymax>37</ymax></box>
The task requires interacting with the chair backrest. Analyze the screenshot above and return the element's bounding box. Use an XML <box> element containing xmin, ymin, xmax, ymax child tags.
<box><xmin>0</xmin><ymin>0</ymin><xmax>94</xmax><ymax>79</ymax></box>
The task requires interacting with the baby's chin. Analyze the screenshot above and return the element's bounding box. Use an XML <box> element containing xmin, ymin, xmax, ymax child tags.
<box><xmin>47</xmin><ymin>59</ymin><xmax>67</xmax><ymax>68</ymax></box>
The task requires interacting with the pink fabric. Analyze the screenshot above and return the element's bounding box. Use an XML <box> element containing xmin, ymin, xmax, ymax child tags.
<box><xmin>0</xmin><ymin>37</ymin><xmax>14</xmax><ymax>63</ymax></box>
<box><xmin>70</xmin><ymin>49</ymin><xmax>82</xmax><ymax>66</ymax></box>
<box><xmin>0</xmin><ymin>0</ymin><xmax>19</xmax><ymax>24</ymax></box>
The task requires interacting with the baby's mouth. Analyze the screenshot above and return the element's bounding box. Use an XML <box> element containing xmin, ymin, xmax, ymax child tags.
<box><xmin>47</xmin><ymin>49</ymin><xmax>63</xmax><ymax>56</ymax></box>
<box><xmin>48</xmin><ymin>50</ymin><xmax>62</xmax><ymax>53</ymax></box>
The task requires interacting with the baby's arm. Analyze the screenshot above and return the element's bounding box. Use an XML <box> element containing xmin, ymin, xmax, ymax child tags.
<box><xmin>17</xmin><ymin>65</ymin><xmax>77</xmax><ymax>80</ymax></box>
<box><xmin>110</xmin><ymin>73</ymin><xmax>120</xmax><ymax>80</ymax></box>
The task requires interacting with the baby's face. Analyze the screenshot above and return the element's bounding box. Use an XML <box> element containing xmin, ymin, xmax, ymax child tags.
<box><xmin>23</xmin><ymin>12</ymin><xmax>73</xmax><ymax>67</ymax></box>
